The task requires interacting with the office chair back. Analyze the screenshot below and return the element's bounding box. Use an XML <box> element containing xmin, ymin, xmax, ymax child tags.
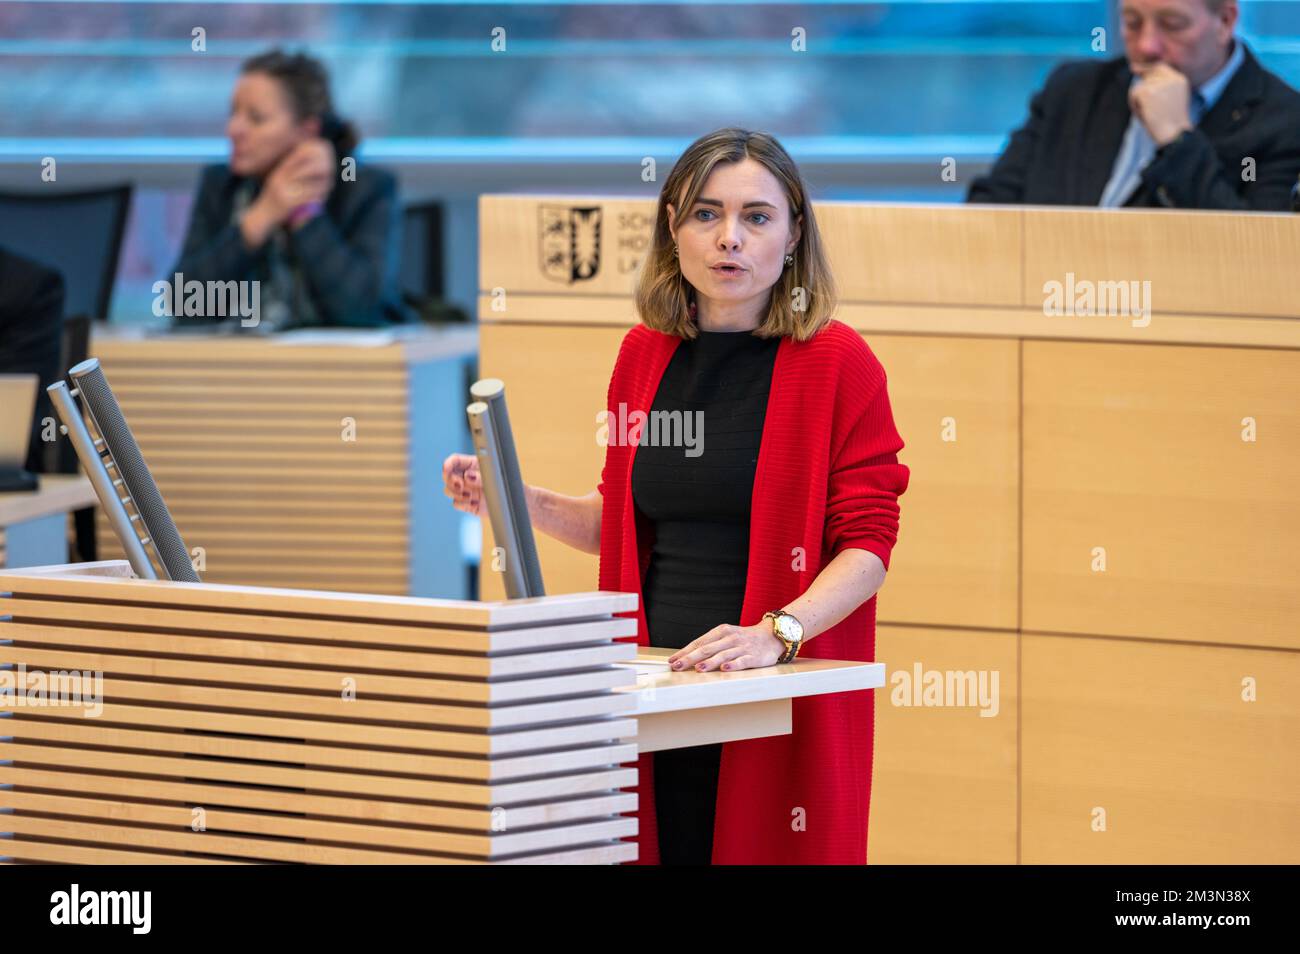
<box><xmin>42</xmin><ymin>313</ymin><xmax>97</xmax><ymax>562</ymax></box>
<box><xmin>400</xmin><ymin>200</ymin><xmax>468</xmax><ymax>323</ymax></box>
<box><xmin>401</xmin><ymin>200</ymin><xmax>445</xmax><ymax>302</ymax></box>
<box><xmin>43</xmin><ymin>314</ymin><xmax>91</xmax><ymax>475</ymax></box>
<box><xmin>0</xmin><ymin>185</ymin><xmax>132</xmax><ymax>322</ymax></box>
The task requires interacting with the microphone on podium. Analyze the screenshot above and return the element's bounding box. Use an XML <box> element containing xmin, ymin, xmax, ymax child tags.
<box><xmin>47</xmin><ymin>358</ymin><xmax>199</xmax><ymax>582</ymax></box>
<box><xmin>466</xmin><ymin>377</ymin><xmax>545</xmax><ymax>600</ymax></box>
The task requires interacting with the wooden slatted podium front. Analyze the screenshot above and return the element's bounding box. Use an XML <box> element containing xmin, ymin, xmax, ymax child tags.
<box><xmin>0</xmin><ymin>561</ymin><xmax>884</xmax><ymax>864</ymax></box>
<box><xmin>0</xmin><ymin>560</ymin><xmax>642</xmax><ymax>864</ymax></box>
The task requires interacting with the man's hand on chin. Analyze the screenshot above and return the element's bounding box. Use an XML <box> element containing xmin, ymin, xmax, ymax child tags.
<box><xmin>1129</xmin><ymin>61</ymin><xmax>1195</xmax><ymax>147</ymax></box>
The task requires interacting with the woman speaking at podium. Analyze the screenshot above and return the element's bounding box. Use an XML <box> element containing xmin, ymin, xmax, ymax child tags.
<box><xmin>445</xmin><ymin>128</ymin><xmax>910</xmax><ymax>865</ymax></box>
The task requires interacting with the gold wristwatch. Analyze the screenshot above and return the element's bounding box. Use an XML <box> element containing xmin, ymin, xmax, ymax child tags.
<box><xmin>763</xmin><ymin>610</ymin><xmax>805</xmax><ymax>664</ymax></box>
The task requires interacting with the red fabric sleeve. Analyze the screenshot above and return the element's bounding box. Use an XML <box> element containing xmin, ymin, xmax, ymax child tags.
<box><xmin>597</xmin><ymin>326</ymin><xmax>636</xmax><ymax>498</ymax></box>
<box><xmin>822</xmin><ymin>368</ymin><xmax>910</xmax><ymax>571</ymax></box>
<box><xmin>597</xmin><ymin>399</ymin><xmax>609</xmax><ymax>496</ymax></box>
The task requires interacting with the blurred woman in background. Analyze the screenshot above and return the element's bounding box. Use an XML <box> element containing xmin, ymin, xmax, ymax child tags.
<box><xmin>171</xmin><ymin>48</ymin><xmax>403</xmax><ymax>330</ymax></box>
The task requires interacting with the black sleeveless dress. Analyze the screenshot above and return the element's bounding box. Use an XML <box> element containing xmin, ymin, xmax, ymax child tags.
<box><xmin>630</xmin><ymin>326</ymin><xmax>780</xmax><ymax>865</ymax></box>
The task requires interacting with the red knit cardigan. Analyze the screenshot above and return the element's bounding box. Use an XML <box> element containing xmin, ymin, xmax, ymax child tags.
<box><xmin>597</xmin><ymin>317</ymin><xmax>911</xmax><ymax>865</ymax></box>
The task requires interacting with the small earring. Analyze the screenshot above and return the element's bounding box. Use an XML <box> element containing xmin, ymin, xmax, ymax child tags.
<box><xmin>784</xmin><ymin>253</ymin><xmax>794</xmax><ymax>267</ymax></box>
<box><xmin>673</xmin><ymin>244</ymin><xmax>680</xmax><ymax>259</ymax></box>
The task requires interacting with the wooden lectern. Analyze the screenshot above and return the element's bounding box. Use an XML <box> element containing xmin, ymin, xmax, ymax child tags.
<box><xmin>0</xmin><ymin>561</ymin><xmax>881</xmax><ymax>864</ymax></box>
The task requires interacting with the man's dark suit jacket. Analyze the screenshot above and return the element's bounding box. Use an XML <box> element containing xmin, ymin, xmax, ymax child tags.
<box><xmin>967</xmin><ymin>42</ymin><xmax>1300</xmax><ymax>210</ymax></box>
<box><xmin>0</xmin><ymin>246</ymin><xmax>65</xmax><ymax>473</ymax></box>
<box><xmin>172</xmin><ymin>162</ymin><xmax>405</xmax><ymax>327</ymax></box>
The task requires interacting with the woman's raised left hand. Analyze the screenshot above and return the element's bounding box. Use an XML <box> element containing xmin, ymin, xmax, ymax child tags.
<box><xmin>667</xmin><ymin>620</ymin><xmax>787</xmax><ymax>673</ymax></box>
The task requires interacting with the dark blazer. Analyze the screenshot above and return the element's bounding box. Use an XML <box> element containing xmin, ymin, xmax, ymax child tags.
<box><xmin>172</xmin><ymin>162</ymin><xmax>405</xmax><ymax>327</ymax></box>
<box><xmin>0</xmin><ymin>246</ymin><xmax>65</xmax><ymax>473</ymax></box>
<box><xmin>967</xmin><ymin>42</ymin><xmax>1300</xmax><ymax>210</ymax></box>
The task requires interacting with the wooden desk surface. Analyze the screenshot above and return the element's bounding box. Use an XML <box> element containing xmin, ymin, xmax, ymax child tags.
<box><xmin>619</xmin><ymin>645</ymin><xmax>885</xmax><ymax>715</ymax></box>
<box><xmin>0</xmin><ymin>475</ymin><xmax>96</xmax><ymax>526</ymax></box>
<box><xmin>91</xmin><ymin>323</ymin><xmax>479</xmax><ymax>365</ymax></box>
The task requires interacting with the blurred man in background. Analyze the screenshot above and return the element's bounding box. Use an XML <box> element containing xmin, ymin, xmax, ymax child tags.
<box><xmin>968</xmin><ymin>0</ymin><xmax>1300</xmax><ymax>209</ymax></box>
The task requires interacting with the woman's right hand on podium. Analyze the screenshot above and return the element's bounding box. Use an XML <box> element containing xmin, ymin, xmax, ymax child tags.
<box><xmin>442</xmin><ymin>453</ymin><xmax>485</xmax><ymax>517</ymax></box>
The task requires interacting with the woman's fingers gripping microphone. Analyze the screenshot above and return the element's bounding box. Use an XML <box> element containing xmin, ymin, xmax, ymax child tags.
<box><xmin>441</xmin><ymin>453</ymin><xmax>484</xmax><ymax>516</ymax></box>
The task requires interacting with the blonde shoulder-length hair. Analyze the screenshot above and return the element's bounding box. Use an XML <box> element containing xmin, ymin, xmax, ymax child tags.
<box><xmin>634</xmin><ymin>127</ymin><xmax>837</xmax><ymax>342</ymax></box>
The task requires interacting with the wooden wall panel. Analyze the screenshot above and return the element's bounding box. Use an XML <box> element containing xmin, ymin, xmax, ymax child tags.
<box><xmin>1023</xmin><ymin>341</ymin><xmax>1300</xmax><ymax>647</ymax></box>
<box><xmin>1023</xmin><ymin>207</ymin><xmax>1300</xmax><ymax>319</ymax></box>
<box><xmin>870</xmin><ymin>625</ymin><xmax>1018</xmax><ymax>864</ymax></box>
<box><xmin>480</xmin><ymin>197</ymin><xmax>1300</xmax><ymax>347</ymax></box>
<box><xmin>817</xmin><ymin>203</ymin><xmax>1022</xmax><ymax>306</ymax></box>
<box><xmin>1021</xmin><ymin>633</ymin><xmax>1300</xmax><ymax>864</ymax></box>
<box><xmin>865</xmin><ymin>335</ymin><xmax>1019</xmax><ymax>629</ymax></box>
<box><xmin>481</xmin><ymin>196</ymin><xmax>1023</xmax><ymax>308</ymax></box>
<box><xmin>476</xmin><ymin>323</ymin><xmax>622</xmax><ymax>601</ymax></box>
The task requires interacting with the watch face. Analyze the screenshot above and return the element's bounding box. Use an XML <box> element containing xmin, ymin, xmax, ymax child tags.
<box><xmin>777</xmin><ymin>614</ymin><xmax>803</xmax><ymax>642</ymax></box>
